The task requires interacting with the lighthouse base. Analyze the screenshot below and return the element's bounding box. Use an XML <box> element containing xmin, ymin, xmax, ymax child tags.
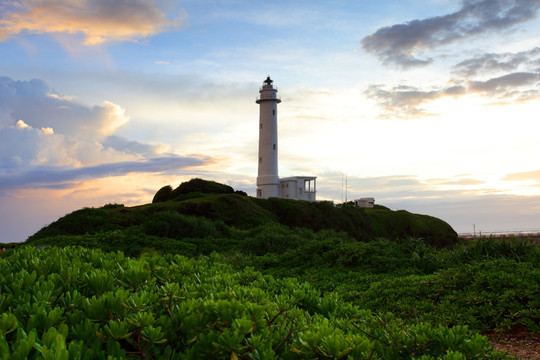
<box><xmin>256</xmin><ymin>184</ymin><xmax>280</xmax><ymax>199</ymax></box>
<box><xmin>256</xmin><ymin>175</ymin><xmax>280</xmax><ymax>199</ymax></box>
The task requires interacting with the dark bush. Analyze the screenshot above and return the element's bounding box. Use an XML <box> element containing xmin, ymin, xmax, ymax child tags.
<box><xmin>152</xmin><ymin>185</ymin><xmax>173</xmax><ymax>203</ymax></box>
<box><xmin>169</xmin><ymin>178</ymin><xmax>234</xmax><ymax>200</ymax></box>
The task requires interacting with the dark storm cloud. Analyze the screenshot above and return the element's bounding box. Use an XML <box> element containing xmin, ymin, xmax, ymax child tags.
<box><xmin>361</xmin><ymin>0</ymin><xmax>540</xmax><ymax>67</ymax></box>
<box><xmin>0</xmin><ymin>156</ymin><xmax>209</xmax><ymax>190</ymax></box>
<box><xmin>453</xmin><ymin>47</ymin><xmax>540</xmax><ymax>76</ymax></box>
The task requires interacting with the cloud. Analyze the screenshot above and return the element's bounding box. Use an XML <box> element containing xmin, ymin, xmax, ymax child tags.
<box><xmin>323</xmin><ymin>173</ymin><xmax>540</xmax><ymax>233</ymax></box>
<box><xmin>364</xmin><ymin>84</ymin><xmax>464</xmax><ymax>118</ymax></box>
<box><xmin>0</xmin><ymin>156</ymin><xmax>210</xmax><ymax>190</ymax></box>
<box><xmin>334</xmin><ymin>174</ymin><xmax>497</xmax><ymax>203</ymax></box>
<box><xmin>387</xmin><ymin>193</ymin><xmax>540</xmax><ymax>234</ymax></box>
<box><xmin>453</xmin><ymin>47</ymin><xmax>540</xmax><ymax>76</ymax></box>
<box><xmin>0</xmin><ymin>76</ymin><xmax>128</xmax><ymax>138</ymax></box>
<box><xmin>0</xmin><ymin>76</ymin><xmax>136</xmax><ymax>168</ymax></box>
<box><xmin>363</xmin><ymin>28</ymin><xmax>540</xmax><ymax>118</ymax></box>
<box><xmin>429</xmin><ymin>178</ymin><xmax>486</xmax><ymax>186</ymax></box>
<box><xmin>102</xmin><ymin>135</ymin><xmax>166</xmax><ymax>158</ymax></box>
<box><xmin>364</xmin><ymin>85</ymin><xmax>439</xmax><ymax>117</ymax></box>
<box><xmin>469</xmin><ymin>72</ymin><xmax>540</xmax><ymax>96</ymax></box>
<box><xmin>0</xmin><ymin>0</ymin><xmax>186</xmax><ymax>45</ymax></box>
<box><xmin>361</xmin><ymin>0</ymin><xmax>540</xmax><ymax>67</ymax></box>
<box><xmin>503</xmin><ymin>170</ymin><xmax>540</xmax><ymax>183</ymax></box>
<box><xmin>0</xmin><ymin>76</ymin><xmax>213</xmax><ymax>193</ymax></box>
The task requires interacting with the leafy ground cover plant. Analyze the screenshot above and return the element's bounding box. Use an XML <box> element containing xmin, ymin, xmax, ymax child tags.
<box><xmin>236</xmin><ymin>236</ymin><xmax>539</xmax><ymax>335</ymax></box>
<box><xmin>20</xmin><ymin>221</ymin><xmax>540</xmax><ymax>337</ymax></box>
<box><xmin>0</xmin><ymin>246</ymin><xmax>510</xmax><ymax>359</ymax></box>
<box><xmin>352</xmin><ymin>259</ymin><xmax>539</xmax><ymax>333</ymax></box>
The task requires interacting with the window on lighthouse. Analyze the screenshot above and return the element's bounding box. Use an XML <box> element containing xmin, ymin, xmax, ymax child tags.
<box><xmin>273</xmin><ymin>144</ymin><xmax>276</xmax><ymax>150</ymax></box>
<box><xmin>272</xmin><ymin>110</ymin><xmax>275</xmax><ymax>115</ymax></box>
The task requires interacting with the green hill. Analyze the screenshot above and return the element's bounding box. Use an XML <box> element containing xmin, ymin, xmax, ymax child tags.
<box><xmin>27</xmin><ymin>178</ymin><xmax>457</xmax><ymax>251</ymax></box>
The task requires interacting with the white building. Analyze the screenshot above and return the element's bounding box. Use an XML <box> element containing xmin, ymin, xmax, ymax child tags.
<box><xmin>280</xmin><ymin>176</ymin><xmax>317</xmax><ymax>201</ymax></box>
<box><xmin>354</xmin><ymin>197</ymin><xmax>375</xmax><ymax>208</ymax></box>
<box><xmin>256</xmin><ymin>77</ymin><xmax>317</xmax><ymax>201</ymax></box>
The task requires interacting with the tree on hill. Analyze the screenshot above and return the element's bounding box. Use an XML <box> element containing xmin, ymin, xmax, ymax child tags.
<box><xmin>152</xmin><ymin>178</ymin><xmax>235</xmax><ymax>203</ymax></box>
<box><xmin>152</xmin><ymin>185</ymin><xmax>173</xmax><ymax>203</ymax></box>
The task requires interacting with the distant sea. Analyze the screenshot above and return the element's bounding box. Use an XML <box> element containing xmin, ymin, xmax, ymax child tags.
<box><xmin>458</xmin><ymin>227</ymin><xmax>540</xmax><ymax>238</ymax></box>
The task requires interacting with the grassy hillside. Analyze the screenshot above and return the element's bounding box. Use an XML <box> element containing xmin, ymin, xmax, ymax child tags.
<box><xmin>27</xmin><ymin>179</ymin><xmax>458</xmax><ymax>250</ymax></box>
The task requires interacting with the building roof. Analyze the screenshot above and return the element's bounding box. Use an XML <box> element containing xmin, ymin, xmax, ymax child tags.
<box><xmin>280</xmin><ymin>176</ymin><xmax>317</xmax><ymax>181</ymax></box>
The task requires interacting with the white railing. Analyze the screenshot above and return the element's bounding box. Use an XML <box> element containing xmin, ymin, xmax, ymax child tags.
<box><xmin>256</xmin><ymin>94</ymin><xmax>281</xmax><ymax>101</ymax></box>
<box><xmin>260</xmin><ymin>86</ymin><xmax>279</xmax><ymax>92</ymax></box>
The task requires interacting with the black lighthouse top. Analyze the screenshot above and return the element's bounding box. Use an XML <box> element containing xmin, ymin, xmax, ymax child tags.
<box><xmin>256</xmin><ymin>76</ymin><xmax>281</xmax><ymax>103</ymax></box>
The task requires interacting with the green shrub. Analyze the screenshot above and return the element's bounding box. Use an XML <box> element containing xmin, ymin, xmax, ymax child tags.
<box><xmin>26</xmin><ymin>229</ymin><xmax>198</xmax><ymax>257</ymax></box>
<box><xmin>142</xmin><ymin>210</ymin><xmax>227</xmax><ymax>240</ymax></box>
<box><xmin>103</xmin><ymin>203</ymin><xmax>124</xmax><ymax>209</ymax></box>
<box><xmin>355</xmin><ymin>259</ymin><xmax>539</xmax><ymax>332</ymax></box>
<box><xmin>169</xmin><ymin>178</ymin><xmax>234</xmax><ymax>200</ymax></box>
<box><xmin>27</xmin><ymin>207</ymin><xmax>120</xmax><ymax>242</ymax></box>
<box><xmin>455</xmin><ymin>237</ymin><xmax>540</xmax><ymax>264</ymax></box>
<box><xmin>0</xmin><ymin>246</ymin><xmax>510</xmax><ymax>359</ymax></box>
<box><xmin>242</xmin><ymin>224</ymin><xmax>311</xmax><ymax>255</ymax></box>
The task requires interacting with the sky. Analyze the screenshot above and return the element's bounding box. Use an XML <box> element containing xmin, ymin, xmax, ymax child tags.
<box><xmin>1</xmin><ymin>0</ymin><xmax>540</xmax><ymax>243</ymax></box>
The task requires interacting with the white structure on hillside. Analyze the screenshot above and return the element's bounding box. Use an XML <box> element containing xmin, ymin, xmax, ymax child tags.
<box><xmin>354</xmin><ymin>197</ymin><xmax>375</xmax><ymax>208</ymax></box>
<box><xmin>256</xmin><ymin>76</ymin><xmax>317</xmax><ymax>201</ymax></box>
<box><xmin>280</xmin><ymin>176</ymin><xmax>317</xmax><ymax>201</ymax></box>
<box><xmin>256</xmin><ymin>76</ymin><xmax>281</xmax><ymax>198</ymax></box>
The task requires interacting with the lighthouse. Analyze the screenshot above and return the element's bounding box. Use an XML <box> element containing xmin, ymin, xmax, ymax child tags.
<box><xmin>255</xmin><ymin>76</ymin><xmax>317</xmax><ymax>201</ymax></box>
<box><xmin>256</xmin><ymin>76</ymin><xmax>281</xmax><ymax>198</ymax></box>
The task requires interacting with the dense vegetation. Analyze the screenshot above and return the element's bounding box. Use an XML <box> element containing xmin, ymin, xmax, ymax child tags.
<box><xmin>2</xmin><ymin>179</ymin><xmax>538</xmax><ymax>358</ymax></box>
<box><xmin>0</xmin><ymin>246</ymin><xmax>514</xmax><ymax>359</ymax></box>
<box><xmin>152</xmin><ymin>178</ymin><xmax>242</xmax><ymax>203</ymax></box>
<box><xmin>28</xmin><ymin>179</ymin><xmax>458</xmax><ymax>248</ymax></box>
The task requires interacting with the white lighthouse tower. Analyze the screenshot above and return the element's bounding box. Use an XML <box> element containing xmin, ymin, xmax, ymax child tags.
<box><xmin>256</xmin><ymin>76</ymin><xmax>281</xmax><ymax>198</ymax></box>
<box><xmin>255</xmin><ymin>76</ymin><xmax>317</xmax><ymax>201</ymax></box>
